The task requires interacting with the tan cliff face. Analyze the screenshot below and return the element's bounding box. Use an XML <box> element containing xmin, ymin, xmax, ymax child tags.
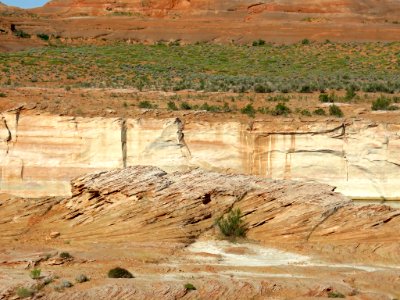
<box><xmin>1</xmin><ymin>110</ymin><xmax>399</xmax><ymax>200</ymax></box>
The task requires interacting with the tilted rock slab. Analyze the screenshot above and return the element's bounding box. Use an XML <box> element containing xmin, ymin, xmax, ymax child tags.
<box><xmin>59</xmin><ymin>166</ymin><xmax>400</xmax><ymax>264</ymax></box>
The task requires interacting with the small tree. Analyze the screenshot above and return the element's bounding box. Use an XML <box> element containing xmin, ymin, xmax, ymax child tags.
<box><xmin>241</xmin><ymin>104</ymin><xmax>256</xmax><ymax>118</ymax></box>
<box><xmin>216</xmin><ymin>208</ymin><xmax>247</xmax><ymax>238</ymax></box>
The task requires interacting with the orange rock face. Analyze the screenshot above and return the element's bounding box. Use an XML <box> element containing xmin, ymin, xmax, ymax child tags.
<box><xmin>35</xmin><ymin>0</ymin><xmax>400</xmax><ymax>17</ymax></box>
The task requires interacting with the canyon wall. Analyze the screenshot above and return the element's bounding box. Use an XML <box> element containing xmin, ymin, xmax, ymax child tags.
<box><xmin>1</xmin><ymin>110</ymin><xmax>399</xmax><ymax>199</ymax></box>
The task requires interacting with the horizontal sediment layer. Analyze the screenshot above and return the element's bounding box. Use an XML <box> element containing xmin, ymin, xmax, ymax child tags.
<box><xmin>1</xmin><ymin>110</ymin><xmax>399</xmax><ymax>199</ymax></box>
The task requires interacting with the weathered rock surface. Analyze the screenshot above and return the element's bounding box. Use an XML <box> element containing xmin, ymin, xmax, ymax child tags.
<box><xmin>1</xmin><ymin>111</ymin><xmax>399</xmax><ymax>200</ymax></box>
<box><xmin>61</xmin><ymin>166</ymin><xmax>400</xmax><ymax>263</ymax></box>
<box><xmin>0</xmin><ymin>166</ymin><xmax>399</xmax><ymax>299</ymax></box>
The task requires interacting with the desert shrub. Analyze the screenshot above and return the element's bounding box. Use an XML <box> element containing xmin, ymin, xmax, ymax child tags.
<box><xmin>371</xmin><ymin>96</ymin><xmax>399</xmax><ymax>111</ymax></box>
<box><xmin>328</xmin><ymin>291</ymin><xmax>345</xmax><ymax>298</ymax></box>
<box><xmin>43</xmin><ymin>276</ymin><xmax>54</xmax><ymax>285</ymax></box>
<box><xmin>344</xmin><ymin>86</ymin><xmax>356</xmax><ymax>101</ymax></box>
<box><xmin>59</xmin><ymin>252</ymin><xmax>73</xmax><ymax>259</ymax></box>
<box><xmin>108</xmin><ymin>267</ymin><xmax>134</xmax><ymax>278</ymax></box>
<box><xmin>301</xmin><ymin>38</ymin><xmax>310</xmax><ymax>45</ymax></box>
<box><xmin>30</xmin><ymin>268</ymin><xmax>41</xmax><ymax>279</ymax></box>
<box><xmin>167</xmin><ymin>101</ymin><xmax>178</xmax><ymax>110</ymax></box>
<box><xmin>313</xmin><ymin>108</ymin><xmax>326</xmax><ymax>116</ymax></box>
<box><xmin>14</xmin><ymin>30</ymin><xmax>30</xmax><ymax>38</ymax></box>
<box><xmin>16</xmin><ymin>287</ymin><xmax>34</xmax><ymax>298</ymax></box>
<box><xmin>319</xmin><ymin>93</ymin><xmax>334</xmax><ymax>103</ymax></box>
<box><xmin>61</xmin><ymin>280</ymin><xmax>73</xmax><ymax>288</ymax></box>
<box><xmin>363</xmin><ymin>82</ymin><xmax>394</xmax><ymax>93</ymax></box>
<box><xmin>252</xmin><ymin>39</ymin><xmax>265</xmax><ymax>46</ymax></box>
<box><xmin>271</xmin><ymin>103</ymin><xmax>291</xmax><ymax>116</ymax></box>
<box><xmin>300</xmin><ymin>109</ymin><xmax>312</xmax><ymax>116</ymax></box>
<box><xmin>75</xmin><ymin>274</ymin><xmax>89</xmax><ymax>283</ymax></box>
<box><xmin>184</xmin><ymin>283</ymin><xmax>196</xmax><ymax>291</ymax></box>
<box><xmin>299</xmin><ymin>85</ymin><xmax>312</xmax><ymax>93</ymax></box>
<box><xmin>240</xmin><ymin>103</ymin><xmax>256</xmax><ymax>118</ymax></box>
<box><xmin>0</xmin><ymin>92</ymin><xmax>6</xmax><ymax>97</ymax></box>
<box><xmin>180</xmin><ymin>101</ymin><xmax>192</xmax><ymax>110</ymax></box>
<box><xmin>257</xmin><ymin>107</ymin><xmax>270</xmax><ymax>114</ymax></box>
<box><xmin>37</xmin><ymin>33</ymin><xmax>49</xmax><ymax>41</ymax></box>
<box><xmin>254</xmin><ymin>84</ymin><xmax>268</xmax><ymax>93</ymax></box>
<box><xmin>329</xmin><ymin>104</ymin><xmax>344</xmax><ymax>117</ymax></box>
<box><xmin>266</xmin><ymin>95</ymin><xmax>289</xmax><ymax>102</ymax></box>
<box><xmin>216</xmin><ymin>208</ymin><xmax>247</xmax><ymax>238</ymax></box>
<box><xmin>138</xmin><ymin>100</ymin><xmax>153</xmax><ymax>109</ymax></box>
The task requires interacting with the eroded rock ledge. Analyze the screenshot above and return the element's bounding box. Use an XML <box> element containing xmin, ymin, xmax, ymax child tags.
<box><xmin>57</xmin><ymin>166</ymin><xmax>399</xmax><ymax>264</ymax></box>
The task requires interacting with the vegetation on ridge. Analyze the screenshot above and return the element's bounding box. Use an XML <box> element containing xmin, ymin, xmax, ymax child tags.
<box><xmin>0</xmin><ymin>42</ymin><xmax>399</xmax><ymax>93</ymax></box>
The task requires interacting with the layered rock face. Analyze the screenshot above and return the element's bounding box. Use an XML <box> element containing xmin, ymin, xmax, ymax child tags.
<box><xmin>1</xmin><ymin>111</ymin><xmax>399</xmax><ymax>199</ymax></box>
<box><xmin>36</xmin><ymin>0</ymin><xmax>400</xmax><ymax>17</ymax></box>
<box><xmin>57</xmin><ymin>166</ymin><xmax>400</xmax><ymax>263</ymax></box>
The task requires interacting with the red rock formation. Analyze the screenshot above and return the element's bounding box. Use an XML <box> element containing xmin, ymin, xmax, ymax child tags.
<box><xmin>34</xmin><ymin>0</ymin><xmax>400</xmax><ymax>17</ymax></box>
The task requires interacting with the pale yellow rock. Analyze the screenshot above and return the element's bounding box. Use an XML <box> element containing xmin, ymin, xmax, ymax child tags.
<box><xmin>0</xmin><ymin>111</ymin><xmax>399</xmax><ymax>200</ymax></box>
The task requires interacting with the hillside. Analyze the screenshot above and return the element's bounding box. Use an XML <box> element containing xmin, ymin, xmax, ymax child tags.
<box><xmin>33</xmin><ymin>0</ymin><xmax>400</xmax><ymax>17</ymax></box>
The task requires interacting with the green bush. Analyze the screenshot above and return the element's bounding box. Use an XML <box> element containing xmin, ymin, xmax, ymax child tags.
<box><xmin>319</xmin><ymin>93</ymin><xmax>335</xmax><ymax>103</ymax></box>
<box><xmin>184</xmin><ymin>283</ymin><xmax>196</xmax><ymax>291</ymax></box>
<box><xmin>301</xmin><ymin>38</ymin><xmax>311</xmax><ymax>45</ymax></box>
<box><xmin>344</xmin><ymin>86</ymin><xmax>356</xmax><ymax>101</ymax></box>
<box><xmin>108</xmin><ymin>267</ymin><xmax>134</xmax><ymax>278</ymax></box>
<box><xmin>299</xmin><ymin>85</ymin><xmax>312</xmax><ymax>93</ymax></box>
<box><xmin>241</xmin><ymin>103</ymin><xmax>256</xmax><ymax>118</ymax></box>
<box><xmin>254</xmin><ymin>84</ymin><xmax>269</xmax><ymax>93</ymax></box>
<box><xmin>329</xmin><ymin>104</ymin><xmax>344</xmax><ymax>117</ymax></box>
<box><xmin>59</xmin><ymin>252</ymin><xmax>73</xmax><ymax>259</ymax></box>
<box><xmin>328</xmin><ymin>291</ymin><xmax>345</xmax><ymax>298</ymax></box>
<box><xmin>30</xmin><ymin>268</ymin><xmax>41</xmax><ymax>279</ymax></box>
<box><xmin>37</xmin><ymin>33</ymin><xmax>49</xmax><ymax>41</ymax></box>
<box><xmin>180</xmin><ymin>101</ymin><xmax>192</xmax><ymax>110</ymax></box>
<box><xmin>313</xmin><ymin>108</ymin><xmax>326</xmax><ymax>116</ymax></box>
<box><xmin>252</xmin><ymin>39</ymin><xmax>265</xmax><ymax>46</ymax></box>
<box><xmin>300</xmin><ymin>109</ymin><xmax>312</xmax><ymax>116</ymax></box>
<box><xmin>371</xmin><ymin>96</ymin><xmax>399</xmax><ymax>111</ymax></box>
<box><xmin>0</xmin><ymin>92</ymin><xmax>6</xmax><ymax>97</ymax></box>
<box><xmin>16</xmin><ymin>287</ymin><xmax>34</xmax><ymax>298</ymax></box>
<box><xmin>14</xmin><ymin>30</ymin><xmax>30</xmax><ymax>38</ymax></box>
<box><xmin>216</xmin><ymin>208</ymin><xmax>247</xmax><ymax>238</ymax></box>
<box><xmin>167</xmin><ymin>101</ymin><xmax>178</xmax><ymax>110</ymax></box>
<box><xmin>138</xmin><ymin>100</ymin><xmax>153</xmax><ymax>109</ymax></box>
<box><xmin>271</xmin><ymin>103</ymin><xmax>291</xmax><ymax>116</ymax></box>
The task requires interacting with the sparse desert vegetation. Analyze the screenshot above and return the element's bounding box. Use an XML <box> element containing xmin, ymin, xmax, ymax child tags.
<box><xmin>0</xmin><ymin>42</ymin><xmax>399</xmax><ymax>94</ymax></box>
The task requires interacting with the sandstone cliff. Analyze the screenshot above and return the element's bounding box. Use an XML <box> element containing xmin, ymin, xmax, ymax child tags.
<box><xmin>34</xmin><ymin>0</ymin><xmax>400</xmax><ymax>17</ymax></box>
<box><xmin>0</xmin><ymin>111</ymin><xmax>399</xmax><ymax>200</ymax></box>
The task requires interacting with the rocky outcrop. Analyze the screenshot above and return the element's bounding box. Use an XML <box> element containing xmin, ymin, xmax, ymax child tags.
<box><xmin>56</xmin><ymin>166</ymin><xmax>400</xmax><ymax>263</ymax></box>
<box><xmin>1</xmin><ymin>111</ymin><xmax>399</xmax><ymax>200</ymax></box>
<box><xmin>0</xmin><ymin>166</ymin><xmax>399</xmax><ymax>298</ymax></box>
